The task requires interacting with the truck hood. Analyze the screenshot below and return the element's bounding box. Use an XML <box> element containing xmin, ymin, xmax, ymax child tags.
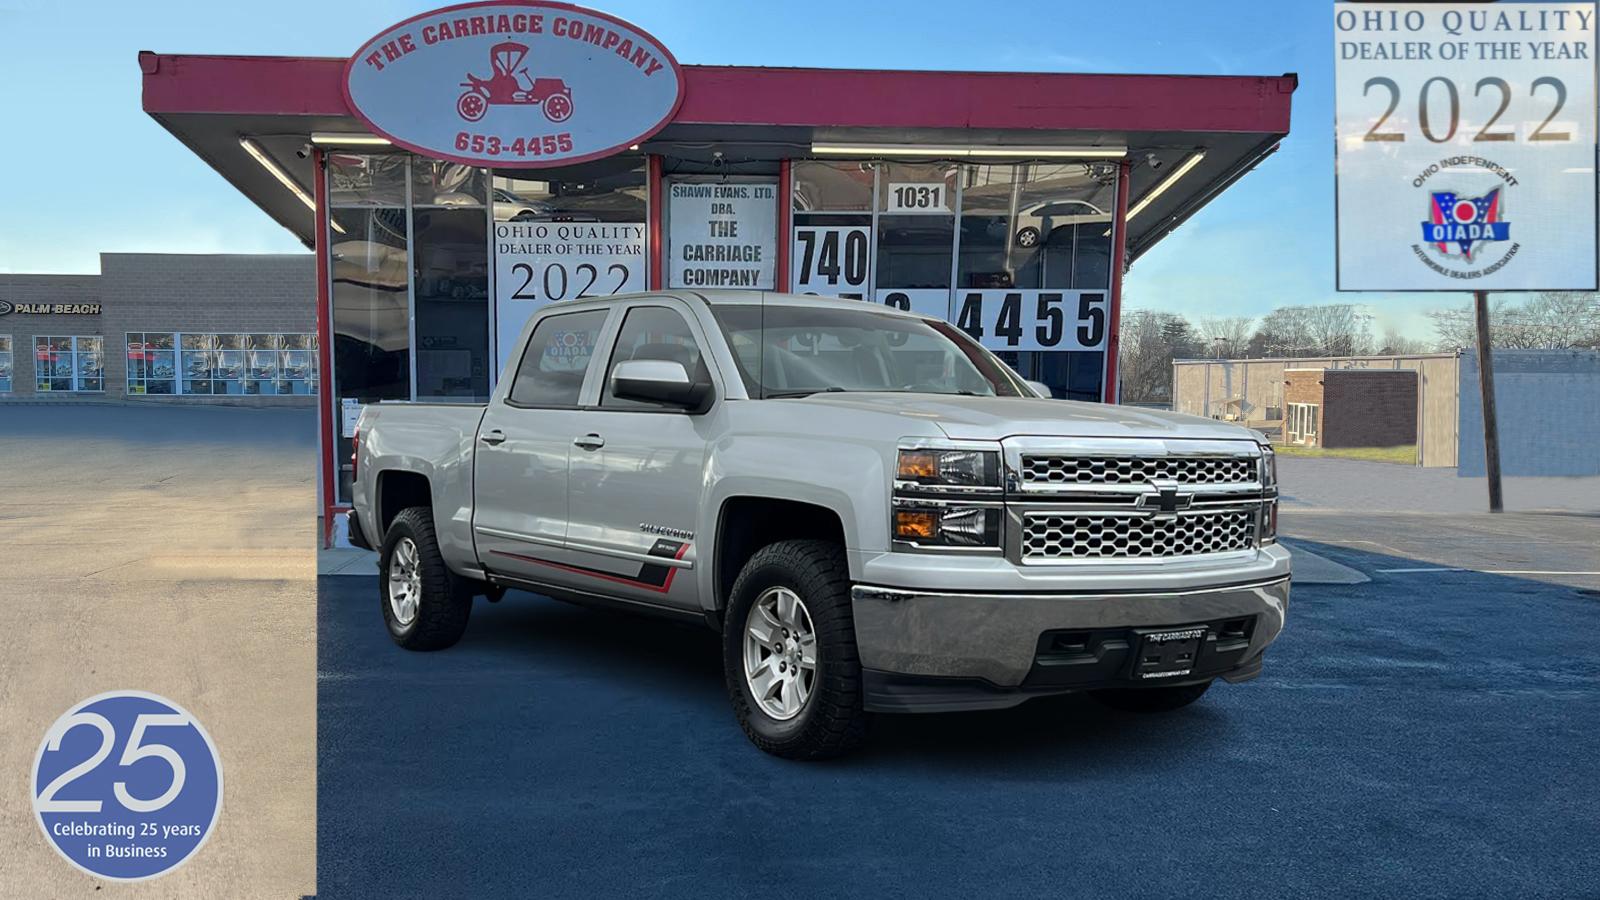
<box><xmin>789</xmin><ymin>393</ymin><xmax>1264</xmax><ymax>443</ymax></box>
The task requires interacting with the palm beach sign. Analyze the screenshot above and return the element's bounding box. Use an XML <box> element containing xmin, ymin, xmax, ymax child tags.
<box><xmin>343</xmin><ymin>1</ymin><xmax>685</xmax><ymax>168</ymax></box>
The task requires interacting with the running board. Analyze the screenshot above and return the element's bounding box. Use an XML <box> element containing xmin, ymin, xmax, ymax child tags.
<box><xmin>485</xmin><ymin>571</ymin><xmax>713</xmax><ymax>629</ymax></box>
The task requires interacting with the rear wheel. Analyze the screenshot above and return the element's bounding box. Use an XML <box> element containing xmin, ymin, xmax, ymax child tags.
<box><xmin>379</xmin><ymin>507</ymin><xmax>472</xmax><ymax>651</ymax></box>
<box><xmin>723</xmin><ymin>540</ymin><xmax>868</xmax><ymax>759</ymax></box>
<box><xmin>1090</xmin><ymin>679</ymin><xmax>1213</xmax><ymax>713</ymax></box>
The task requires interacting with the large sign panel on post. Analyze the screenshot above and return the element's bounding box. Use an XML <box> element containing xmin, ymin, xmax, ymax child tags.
<box><xmin>1334</xmin><ymin>3</ymin><xmax>1597</xmax><ymax>291</ymax></box>
<box><xmin>344</xmin><ymin>1</ymin><xmax>684</xmax><ymax>167</ymax></box>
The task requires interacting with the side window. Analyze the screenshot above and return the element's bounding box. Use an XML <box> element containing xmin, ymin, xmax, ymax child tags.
<box><xmin>507</xmin><ymin>310</ymin><xmax>609</xmax><ymax>407</ymax></box>
<box><xmin>602</xmin><ymin>306</ymin><xmax>706</xmax><ymax>409</ymax></box>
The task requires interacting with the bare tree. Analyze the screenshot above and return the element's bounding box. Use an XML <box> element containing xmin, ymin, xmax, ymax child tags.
<box><xmin>1248</xmin><ymin>304</ymin><xmax>1372</xmax><ymax>357</ymax></box>
<box><xmin>1376</xmin><ymin>327</ymin><xmax>1431</xmax><ymax>356</ymax></box>
<box><xmin>1119</xmin><ymin>309</ymin><xmax>1200</xmax><ymax>403</ymax></box>
<box><xmin>1196</xmin><ymin>316</ymin><xmax>1255</xmax><ymax>358</ymax></box>
<box><xmin>1428</xmin><ymin>292</ymin><xmax>1600</xmax><ymax>350</ymax></box>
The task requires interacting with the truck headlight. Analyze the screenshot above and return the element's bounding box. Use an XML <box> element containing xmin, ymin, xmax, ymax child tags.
<box><xmin>1260</xmin><ymin>445</ymin><xmax>1277</xmax><ymax>488</ymax></box>
<box><xmin>897</xmin><ymin>449</ymin><xmax>999</xmax><ymax>488</ymax></box>
<box><xmin>894</xmin><ymin>504</ymin><xmax>1001</xmax><ymax>548</ymax></box>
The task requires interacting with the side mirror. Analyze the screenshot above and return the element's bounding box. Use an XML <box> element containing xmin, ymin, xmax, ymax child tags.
<box><xmin>611</xmin><ymin>359</ymin><xmax>712</xmax><ymax>411</ymax></box>
<box><xmin>1024</xmin><ymin>379</ymin><xmax>1054</xmax><ymax>399</ymax></box>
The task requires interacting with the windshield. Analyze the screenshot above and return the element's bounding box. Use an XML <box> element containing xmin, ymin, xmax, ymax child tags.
<box><xmin>709</xmin><ymin>303</ymin><xmax>1028</xmax><ymax>399</ymax></box>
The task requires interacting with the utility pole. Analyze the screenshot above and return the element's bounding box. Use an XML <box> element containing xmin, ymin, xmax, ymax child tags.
<box><xmin>1473</xmin><ymin>290</ymin><xmax>1503</xmax><ymax>513</ymax></box>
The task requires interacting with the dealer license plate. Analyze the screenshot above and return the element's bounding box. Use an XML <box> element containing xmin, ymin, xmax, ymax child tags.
<box><xmin>1133</xmin><ymin>626</ymin><xmax>1206</xmax><ymax>680</ymax></box>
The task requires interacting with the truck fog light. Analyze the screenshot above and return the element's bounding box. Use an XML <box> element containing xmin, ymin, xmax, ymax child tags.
<box><xmin>1261</xmin><ymin>500</ymin><xmax>1278</xmax><ymax>545</ymax></box>
<box><xmin>894</xmin><ymin>506</ymin><xmax>1000</xmax><ymax>548</ymax></box>
<box><xmin>894</xmin><ymin>510</ymin><xmax>938</xmax><ymax>540</ymax></box>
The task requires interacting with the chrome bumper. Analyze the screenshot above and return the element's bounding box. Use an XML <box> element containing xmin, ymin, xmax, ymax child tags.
<box><xmin>851</xmin><ymin>575</ymin><xmax>1289</xmax><ymax>689</ymax></box>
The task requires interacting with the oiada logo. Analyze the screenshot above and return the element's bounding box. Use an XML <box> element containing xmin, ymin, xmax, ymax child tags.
<box><xmin>343</xmin><ymin>1</ymin><xmax>684</xmax><ymax>168</ymax></box>
<box><xmin>1415</xmin><ymin>183</ymin><xmax>1516</xmax><ymax>278</ymax></box>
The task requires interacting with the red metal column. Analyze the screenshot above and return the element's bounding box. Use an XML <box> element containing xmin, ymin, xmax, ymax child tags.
<box><xmin>647</xmin><ymin>154</ymin><xmax>665</xmax><ymax>290</ymax></box>
<box><xmin>312</xmin><ymin>149</ymin><xmax>338</xmax><ymax>547</ymax></box>
<box><xmin>776</xmin><ymin>159</ymin><xmax>793</xmax><ymax>290</ymax></box>
<box><xmin>1101</xmin><ymin>159</ymin><xmax>1132</xmax><ymax>404</ymax></box>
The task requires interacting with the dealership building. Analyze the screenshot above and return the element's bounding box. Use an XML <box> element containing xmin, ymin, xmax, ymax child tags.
<box><xmin>136</xmin><ymin>1</ymin><xmax>1296</xmax><ymax>542</ymax></box>
<box><xmin>0</xmin><ymin>253</ymin><xmax>315</xmax><ymax>403</ymax></box>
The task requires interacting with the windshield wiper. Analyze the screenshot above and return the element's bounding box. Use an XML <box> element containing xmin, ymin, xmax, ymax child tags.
<box><xmin>765</xmin><ymin>387</ymin><xmax>847</xmax><ymax>399</ymax></box>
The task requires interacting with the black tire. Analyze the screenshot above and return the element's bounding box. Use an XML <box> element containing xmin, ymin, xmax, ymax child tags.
<box><xmin>378</xmin><ymin>506</ymin><xmax>473</xmax><ymax>651</ymax></box>
<box><xmin>1015</xmin><ymin>226</ymin><xmax>1041</xmax><ymax>248</ymax></box>
<box><xmin>1090</xmin><ymin>679</ymin><xmax>1213</xmax><ymax>713</ymax></box>
<box><xmin>722</xmin><ymin>540</ymin><xmax>869</xmax><ymax>760</ymax></box>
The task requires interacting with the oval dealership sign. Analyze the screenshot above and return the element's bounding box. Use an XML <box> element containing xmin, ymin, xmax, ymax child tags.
<box><xmin>343</xmin><ymin>1</ymin><xmax>684</xmax><ymax>167</ymax></box>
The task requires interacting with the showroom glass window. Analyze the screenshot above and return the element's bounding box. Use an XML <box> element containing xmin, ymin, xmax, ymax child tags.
<box><xmin>791</xmin><ymin>161</ymin><xmax>874</xmax><ymax>299</ymax></box>
<box><xmin>327</xmin><ymin>153</ymin><xmax>410</xmax><ymax>502</ymax></box>
<box><xmin>126</xmin><ymin>332</ymin><xmax>177</xmax><ymax>395</ymax></box>
<box><xmin>492</xmin><ymin>157</ymin><xmax>645</xmax><ymax>229</ymax></box>
<box><xmin>138</xmin><ymin>332</ymin><xmax>317</xmax><ymax>396</ymax></box>
<box><xmin>0</xmin><ymin>335</ymin><xmax>11</xmax><ymax>392</ymax></box>
<box><xmin>413</xmin><ymin>159</ymin><xmax>491</xmax><ymax>401</ymax></box>
<box><xmin>875</xmin><ymin>162</ymin><xmax>956</xmax><ymax>315</ymax></box>
<box><xmin>956</xmin><ymin>163</ymin><xmax>1115</xmax><ymax>400</ymax></box>
<box><xmin>35</xmin><ymin>336</ymin><xmax>103</xmax><ymax>393</ymax></box>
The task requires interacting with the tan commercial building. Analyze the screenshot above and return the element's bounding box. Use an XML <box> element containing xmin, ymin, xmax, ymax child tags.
<box><xmin>0</xmin><ymin>253</ymin><xmax>315</xmax><ymax>405</ymax></box>
<box><xmin>1172</xmin><ymin>353</ymin><xmax>1459</xmax><ymax>466</ymax></box>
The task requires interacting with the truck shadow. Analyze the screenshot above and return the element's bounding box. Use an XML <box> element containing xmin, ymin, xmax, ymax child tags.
<box><xmin>451</xmin><ymin>590</ymin><xmax>1236</xmax><ymax>768</ymax></box>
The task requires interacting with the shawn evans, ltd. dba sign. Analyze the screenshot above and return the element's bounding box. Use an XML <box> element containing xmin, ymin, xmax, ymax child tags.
<box><xmin>1334</xmin><ymin>2</ymin><xmax>1597</xmax><ymax>292</ymax></box>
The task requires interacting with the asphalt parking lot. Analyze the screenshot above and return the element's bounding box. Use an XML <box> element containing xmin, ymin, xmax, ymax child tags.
<box><xmin>317</xmin><ymin>496</ymin><xmax>1600</xmax><ymax>898</ymax></box>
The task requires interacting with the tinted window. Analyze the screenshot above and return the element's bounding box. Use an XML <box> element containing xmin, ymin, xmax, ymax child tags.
<box><xmin>603</xmin><ymin>306</ymin><xmax>706</xmax><ymax>408</ymax></box>
<box><xmin>507</xmin><ymin>310</ymin><xmax>608</xmax><ymax>407</ymax></box>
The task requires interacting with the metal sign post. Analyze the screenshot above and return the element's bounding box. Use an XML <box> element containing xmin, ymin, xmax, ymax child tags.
<box><xmin>1473</xmin><ymin>290</ymin><xmax>1503</xmax><ymax>513</ymax></box>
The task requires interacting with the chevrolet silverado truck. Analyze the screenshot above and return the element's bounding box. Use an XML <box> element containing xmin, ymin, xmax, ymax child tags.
<box><xmin>348</xmin><ymin>290</ymin><xmax>1289</xmax><ymax>759</ymax></box>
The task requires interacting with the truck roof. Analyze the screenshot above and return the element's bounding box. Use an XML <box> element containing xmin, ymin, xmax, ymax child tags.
<box><xmin>543</xmin><ymin>290</ymin><xmax>929</xmax><ymax>319</ymax></box>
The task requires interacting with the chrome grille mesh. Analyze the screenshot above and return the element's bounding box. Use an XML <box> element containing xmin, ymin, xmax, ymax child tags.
<box><xmin>1021</xmin><ymin>510</ymin><xmax>1256</xmax><ymax>560</ymax></box>
<box><xmin>1021</xmin><ymin>455</ymin><xmax>1255</xmax><ymax>486</ymax></box>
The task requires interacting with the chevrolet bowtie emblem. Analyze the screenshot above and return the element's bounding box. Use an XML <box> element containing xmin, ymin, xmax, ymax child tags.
<box><xmin>1137</xmin><ymin>485</ymin><xmax>1193</xmax><ymax>515</ymax></box>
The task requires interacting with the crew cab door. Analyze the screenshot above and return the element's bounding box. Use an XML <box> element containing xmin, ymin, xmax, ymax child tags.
<box><xmin>472</xmin><ymin>307</ymin><xmax>613</xmax><ymax>587</ymax></box>
<box><xmin>564</xmin><ymin>300</ymin><xmax>718</xmax><ymax>611</ymax></box>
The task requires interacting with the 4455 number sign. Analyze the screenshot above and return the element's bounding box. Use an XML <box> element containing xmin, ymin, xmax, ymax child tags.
<box><xmin>953</xmin><ymin>290</ymin><xmax>1107</xmax><ymax>353</ymax></box>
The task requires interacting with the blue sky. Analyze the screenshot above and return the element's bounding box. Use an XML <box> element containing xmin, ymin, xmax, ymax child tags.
<box><xmin>0</xmin><ymin>0</ymin><xmax>1446</xmax><ymax>337</ymax></box>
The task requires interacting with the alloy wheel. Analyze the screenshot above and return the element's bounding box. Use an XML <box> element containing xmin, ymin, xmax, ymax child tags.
<box><xmin>742</xmin><ymin>586</ymin><xmax>817</xmax><ymax>721</ymax></box>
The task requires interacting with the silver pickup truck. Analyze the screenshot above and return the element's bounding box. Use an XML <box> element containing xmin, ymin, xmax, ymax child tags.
<box><xmin>348</xmin><ymin>290</ymin><xmax>1289</xmax><ymax>759</ymax></box>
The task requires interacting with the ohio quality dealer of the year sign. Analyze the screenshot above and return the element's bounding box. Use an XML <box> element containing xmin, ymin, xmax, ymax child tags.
<box><xmin>1334</xmin><ymin>2</ymin><xmax>1598</xmax><ymax>291</ymax></box>
<box><xmin>343</xmin><ymin>1</ymin><xmax>685</xmax><ymax>167</ymax></box>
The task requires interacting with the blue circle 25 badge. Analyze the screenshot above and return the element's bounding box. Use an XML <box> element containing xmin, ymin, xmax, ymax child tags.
<box><xmin>32</xmin><ymin>691</ymin><xmax>223</xmax><ymax>881</ymax></box>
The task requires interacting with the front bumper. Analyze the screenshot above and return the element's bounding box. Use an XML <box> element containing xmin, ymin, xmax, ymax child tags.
<box><xmin>852</xmin><ymin>575</ymin><xmax>1289</xmax><ymax>713</ymax></box>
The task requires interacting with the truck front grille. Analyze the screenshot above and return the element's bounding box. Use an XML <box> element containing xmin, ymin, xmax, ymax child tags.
<box><xmin>1020</xmin><ymin>454</ymin><xmax>1255</xmax><ymax>486</ymax></box>
<box><xmin>1021</xmin><ymin>509</ymin><xmax>1256</xmax><ymax>560</ymax></box>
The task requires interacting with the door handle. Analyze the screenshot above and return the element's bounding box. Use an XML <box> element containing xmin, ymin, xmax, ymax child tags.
<box><xmin>573</xmin><ymin>433</ymin><xmax>605</xmax><ymax>451</ymax></box>
<box><xmin>479</xmin><ymin>430</ymin><xmax>507</xmax><ymax>446</ymax></box>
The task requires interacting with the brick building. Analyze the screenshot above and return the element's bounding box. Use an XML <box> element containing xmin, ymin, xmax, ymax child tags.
<box><xmin>0</xmin><ymin>253</ymin><xmax>315</xmax><ymax>405</ymax></box>
<box><xmin>1283</xmin><ymin>367</ymin><xmax>1417</xmax><ymax>450</ymax></box>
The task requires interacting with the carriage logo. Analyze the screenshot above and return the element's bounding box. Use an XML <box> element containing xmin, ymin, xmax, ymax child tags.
<box><xmin>0</xmin><ymin>301</ymin><xmax>12</xmax><ymax>317</ymax></box>
<box><xmin>1418</xmin><ymin>188</ymin><xmax>1510</xmax><ymax>262</ymax></box>
<box><xmin>456</xmin><ymin>41</ymin><xmax>574</xmax><ymax>124</ymax></box>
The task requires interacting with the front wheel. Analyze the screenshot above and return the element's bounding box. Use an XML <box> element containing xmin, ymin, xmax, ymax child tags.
<box><xmin>1090</xmin><ymin>679</ymin><xmax>1213</xmax><ymax>713</ymax></box>
<box><xmin>722</xmin><ymin>540</ymin><xmax>869</xmax><ymax>759</ymax></box>
<box><xmin>379</xmin><ymin>507</ymin><xmax>473</xmax><ymax>651</ymax></box>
